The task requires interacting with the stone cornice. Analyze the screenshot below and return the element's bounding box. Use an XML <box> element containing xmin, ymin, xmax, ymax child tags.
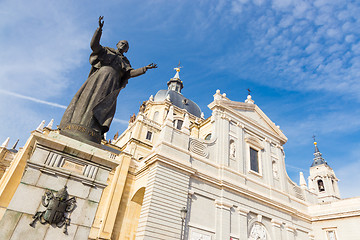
<box><xmin>215</xmin><ymin>200</ymin><xmax>233</xmax><ymax>209</ymax></box>
<box><xmin>285</xmin><ymin>224</ymin><xmax>296</xmax><ymax>232</ymax></box>
<box><xmin>271</xmin><ymin>219</ymin><xmax>282</xmax><ymax>227</ymax></box>
<box><xmin>237</xmin><ymin>207</ymin><xmax>249</xmax><ymax>216</ymax></box>
<box><xmin>311</xmin><ymin>209</ymin><xmax>360</xmax><ymax>221</ymax></box>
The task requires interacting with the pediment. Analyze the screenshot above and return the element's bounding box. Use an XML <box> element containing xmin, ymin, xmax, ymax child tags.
<box><xmin>219</xmin><ymin>100</ymin><xmax>287</xmax><ymax>142</ymax></box>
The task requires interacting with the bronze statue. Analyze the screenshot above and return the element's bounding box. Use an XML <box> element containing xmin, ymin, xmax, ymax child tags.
<box><xmin>59</xmin><ymin>16</ymin><xmax>157</xmax><ymax>143</ymax></box>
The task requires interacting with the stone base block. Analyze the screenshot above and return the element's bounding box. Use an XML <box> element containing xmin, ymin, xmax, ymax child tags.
<box><xmin>0</xmin><ymin>131</ymin><xmax>120</xmax><ymax>240</ymax></box>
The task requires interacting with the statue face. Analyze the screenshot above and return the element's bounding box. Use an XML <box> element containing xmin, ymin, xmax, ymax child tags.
<box><xmin>117</xmin><ymin>40</ymin><xmax>129</xmax><ymax>53</ymax></box>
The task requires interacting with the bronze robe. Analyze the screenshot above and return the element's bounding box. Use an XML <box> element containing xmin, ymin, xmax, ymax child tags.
<box><xmin>60</xmin><ymin>28</ymin><xmax>146</xmax><ymax>136</ymax></box>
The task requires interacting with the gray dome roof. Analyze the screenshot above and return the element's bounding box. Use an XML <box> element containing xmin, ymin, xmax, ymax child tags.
<box><xmin>154</xmin><ymin>89</ymin><xmax>202</xmax><ymax>118</ymax></box>
<box><xmin>311</xmin><ymin>143</ymin><xmax>328</xmax><ymax>167</ymax></box>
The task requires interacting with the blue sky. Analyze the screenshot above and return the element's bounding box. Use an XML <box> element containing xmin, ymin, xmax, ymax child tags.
<box><xmin>0</xmin><ymin>0</ymin><xmax>359</xmax><ymax>198</ymax></box>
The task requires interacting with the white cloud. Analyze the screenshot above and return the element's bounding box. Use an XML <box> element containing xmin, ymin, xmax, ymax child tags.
<box><xmin>272</xmin><ymin>0</ymin><xmax>293</xmax><ymax>10</ymax></box>
<box><xmin>0</xmin><ymin>0</ymin><xmax>90</xmax><ymax>99</ymax></box>
<box><xmin>281</xmin><ymin>109</ymin><xmax>360</xmax><ymax>146</ymax></box>
<box><xmin>337</xmin><ymin>159</ymin><xmax>360</xmax><ymax>198</ymax></box>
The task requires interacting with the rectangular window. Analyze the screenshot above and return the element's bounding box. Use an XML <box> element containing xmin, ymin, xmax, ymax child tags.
<box><xmin>250</xmin><ymin>147</ymin><xmax>259</xmax><ymax>173</ymax></box>
<box><xmin>327</xmin><ymin>230</ymin><xmax>337</xmax><ymax>240</ymax></box>
<box><xmin>146</xmin><ymin>131</ymin><xmax>152</xmax><ymax>141</ymax></box>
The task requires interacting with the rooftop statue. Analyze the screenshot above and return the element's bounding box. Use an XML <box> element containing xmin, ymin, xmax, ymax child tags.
<box><xmin>59</xmin><ymin>16</ymin><xmax>157</xmax><ymax>143</ymax></box>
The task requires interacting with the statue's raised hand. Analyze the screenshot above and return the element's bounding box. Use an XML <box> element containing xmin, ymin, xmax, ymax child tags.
<box><xmin>98</xmin><ymin>16</ymin><xmax>104</xmax><ymax>29</ymax></box>
<box><xmin>146</xmin><ymin>63</ymin><xmax>158</xmax><ymax>70</ymax></box>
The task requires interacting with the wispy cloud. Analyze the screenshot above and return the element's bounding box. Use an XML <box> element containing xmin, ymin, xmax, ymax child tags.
<box><xmin>0</xmin><ymin>89</ymin><xmax>129</xmax><ymax>126</ymax></box>
<box><xmin>195</xmin><ymin>0</ymin><xmax>360</xmax><ymax>100</ymax></box>
<box><xmin>0</xmin><ymin>89</ymin><xmax>67</xmax><ymax>109</ymax></box>
<box><xmin>281</xmin><ymin>108</ymin><xmax>360</xmax><ymax>145</ymax></box>
<box><xmin>112</xmin><ymin>118</ymin><xmax>129</xmax><ymax>125</ymax></box>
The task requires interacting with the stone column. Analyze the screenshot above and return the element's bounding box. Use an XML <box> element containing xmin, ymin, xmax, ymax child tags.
<box><xmin>215</xmin><ymin>200</ymin><xmax>231</xmax><ymax>240</ymax></box>
<box><xmin>271</xmin><ymin>219</ymin><xmax>282</xmax><ymax>240</ymax></box>
<box><xmin>237</xmin><ymin>207</ymin><xmax>249</xmax><ymax>240</ymax></box>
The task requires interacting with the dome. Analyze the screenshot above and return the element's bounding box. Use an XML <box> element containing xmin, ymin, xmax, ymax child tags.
<box><xmin>154</xmin><ymin>89</ymin><xmax>202</xmax><ymax>118</ymax></box>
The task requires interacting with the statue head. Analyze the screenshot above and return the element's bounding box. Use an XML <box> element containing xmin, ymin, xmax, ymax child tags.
<box><xmin>117</xmin><ymin>40</ymin><xmax>129</xmax><ymax>54</ymax></box>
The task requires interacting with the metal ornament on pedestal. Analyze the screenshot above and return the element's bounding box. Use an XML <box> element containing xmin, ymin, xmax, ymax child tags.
<box><xmin>29</xmin><ymin>185</ymin><xmax>76</xmax><ymax>234</ymax></box>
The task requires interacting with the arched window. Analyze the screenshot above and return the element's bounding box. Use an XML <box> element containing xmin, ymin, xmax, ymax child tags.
<box><xmin>205</xmin><ymin>133</ymin><xmax>212</xmax><ymax>140</ymax></box>
<box><xmin>318</xmin><ymin>179</ymin><xmax>325</xmax><ymax>192</ymax></box>
<box><xmin>153</xmin><ymin>111</ymin><xmax>159</xmax><ymax>122</ymax></box>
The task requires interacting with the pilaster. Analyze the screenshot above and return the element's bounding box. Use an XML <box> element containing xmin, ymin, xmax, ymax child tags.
<box><xmin>285</xmin><ymin>224</ymin><xmax>296</xmax><ymax>240</ymax></box>
<box><xmin>271</xmin><ymin>219</ymin><xmax>282</xmax><ymax>240</ymax></box>
<box><xmin>237</xmin><ymin>207</ymin><xmax>249</xmax><ymax>240</ymax></box>
<box><xmin>215</xmin><ymin>200</ymin><xmax>232</xmax><ymax>240</ymax></box>
<box><xmin>263</xmin><ymin>138</ymin><xmax>272</xmax><ymax>186</ymax></box>
<box><xmin>237</xmin><ymin>123</ymin><xmax>245</xmax><ymax>174</ymax></box>
<box><xmin>90</xmin><ymin>153</ymin><xmax>132</xmax><ymax>240</ymax></box>
<box><xmin>276</xmin><ymin>145</ymin><xmax>287</xmax><ymax>192</ymax></box>
<box><xmin>216</xmin><ymin>112</ymin><xmax>230</xmax><ymax>166</ymax></box>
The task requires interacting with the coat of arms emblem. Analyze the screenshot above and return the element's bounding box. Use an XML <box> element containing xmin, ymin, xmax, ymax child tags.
<box><xmin>29</xmin><ymin>185</ymin><xmax>76</xmax><ymax>234</ymax></box>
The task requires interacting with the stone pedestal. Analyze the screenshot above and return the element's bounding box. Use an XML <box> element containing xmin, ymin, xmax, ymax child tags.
<box><xmin>0</xmin><ymin>131</ymin><xmax>120</xmax><ymax>240</ymax></box>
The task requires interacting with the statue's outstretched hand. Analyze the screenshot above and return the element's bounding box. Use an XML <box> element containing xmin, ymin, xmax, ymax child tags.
<box><xmin>98</xmin><ymin>16</ymin><xmax>104</xmax><ymax>29</ymax></box>
<box><xmin>146</xmin><ymin>63</ymin><xmax>158</xmax><ymax>70</ymax></box>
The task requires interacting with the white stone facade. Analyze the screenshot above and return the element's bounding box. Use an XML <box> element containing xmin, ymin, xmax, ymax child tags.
<box><xmin>111</xmin><ymin>86</ymin><xmax>360</xmax><ymax>240</ymax></box>
<box><xmin>1</xmin><ymin>78</ymin><xmax>359</xmax><ymax>239</ymax></box>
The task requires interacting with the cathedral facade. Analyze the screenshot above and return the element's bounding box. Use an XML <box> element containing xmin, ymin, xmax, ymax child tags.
<box><xmin>0</xmin><ymin>68</ymin><xmax>359</xmax><ymax>239</ymax></box>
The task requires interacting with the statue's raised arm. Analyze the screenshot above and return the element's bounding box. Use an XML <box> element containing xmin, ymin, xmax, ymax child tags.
<box><xmin>59</xmin><ymin>16</ymin><xmax>157</xmax><ymax>144</ymax></box>
<box><xmin>90</xmin><ymin>16</ymin><xmax>104</xmax><ymax>52</ymax></box>
<box><xmin>98</xmin><ymin>16</ymin><xmax>104</xmax><ymax>29</ymax></box>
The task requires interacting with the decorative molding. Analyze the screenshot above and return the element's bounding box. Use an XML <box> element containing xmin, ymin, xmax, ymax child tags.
<box><xmin>285</xmin><ymin>224</ymin><xmax>296</xmax><ymax>232</ymax></box>
<box><xmin>215</xmin><ymin>200</ymin><xmax>232</xmax><ymax>209</ymax></box>
<box><xmin>271</xmin><ymin>219</ymin><xmax>282</xmax><ymax>227</ymax></box>
<box><xmin>189</xmin><ymin>138</ymin><xmax>209</xmax><ymax>158</ymax></box>
<box><xmin>308</xmin><ymin>233</ymin><xmax>315</xmax><ymax>240</ymax></box>
<box><xmin>237</xmin><ymin>207</ymin><xmax>249</xmax><ymax>216</ymax></box>
<box><xmin>188</xmin><ymin>190</ymin><xmax>195</xmax><ymax>197</ymax></box>
<box><xmin>245</xmin><ymin>136</ymin><xmax>264</xmax><ymax>150</ymax></box>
